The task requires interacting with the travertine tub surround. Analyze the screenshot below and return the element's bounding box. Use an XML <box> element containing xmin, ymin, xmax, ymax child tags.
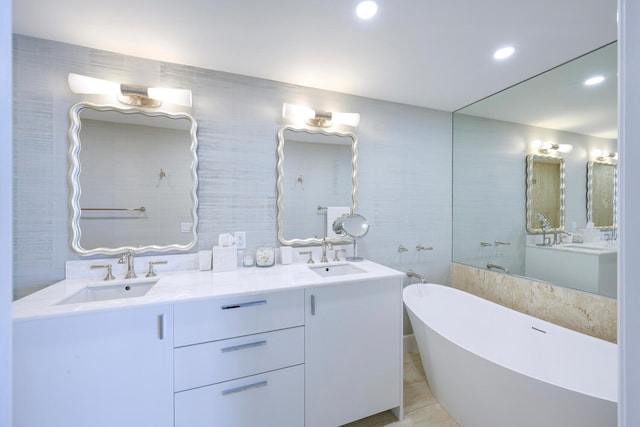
<box><xmin>451</xmin><ymin>263</ymin><xmax>617</xmax><ymax>343</ymax></box>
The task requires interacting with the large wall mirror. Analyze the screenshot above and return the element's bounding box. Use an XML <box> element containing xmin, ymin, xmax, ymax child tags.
<box><xmin>587</xmin><ymin>161</ymin><xmax>617</xmax><ymax>230</ymax></box>
<box><xmin>453</xmin><ymin>41</ymin><xmax>617</xmax><ymax>297</ymax></box>
<box><xmin>69</xmin><ymin>102</ymin><xmax>199</xmax><ymax>255</ymax></box>
<box><xmin>526</xmin><ymin>154</ymin><xmax>565</xmax><ymax>233</ymax></box>
<box><xmin>276</xmin><ymin>126</ymin><xmax>357</xmax><ymax>246</ymax></box>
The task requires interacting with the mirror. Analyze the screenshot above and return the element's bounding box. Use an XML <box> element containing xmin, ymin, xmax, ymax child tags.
<box><xmin>69</xmin><ymin>102</ymin><xmax>199</xmax><ymax>256</ymax></box>
<box><xmin>332</xmin><ymin>213</ymin><xmax>370</xmax><ymax>261</ymax></box>
<box><xmin>526</xmin><ymin>154</ymin><xmax>565</xmax><ymax>233</ymax></box>
<box><xmin>276</xmin><ymin>125</ymin><xmax>357</xmax><ymax>246</ymax></box>
<box><xmin>587</xmin><ymin>161</ymin><xmax>617</xmax><ymax>230</ymax></box>
<box><xmin>452</xmin><ymin>41</ymin><xmax>617</xmax><ymax>297</ymax></box>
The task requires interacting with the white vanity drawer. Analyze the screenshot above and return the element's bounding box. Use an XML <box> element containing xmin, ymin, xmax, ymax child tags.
<box><xmin>175</xmin><ymin>364</ymin><xmax>304</xmax><ymax>427</ymax></box>
<box><xmin>174</xmin><ymin>326</ymin><xmax>304</xmax><ymax>392</ymax></box>
<box><xmin>173</xmin><ymin>289</ymin><xmax>304</xmax><ymax>347</ymax></box>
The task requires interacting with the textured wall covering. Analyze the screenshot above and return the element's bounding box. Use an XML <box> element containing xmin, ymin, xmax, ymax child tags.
<box><xmin>451</xmin><ymin>263</ymin><xmax>617</xmax><ymax>343</ymax></box>
<box><xmin>12</xmin><ymin>35</ymin><xmax>453</xmax><ymax>299</ymax></box>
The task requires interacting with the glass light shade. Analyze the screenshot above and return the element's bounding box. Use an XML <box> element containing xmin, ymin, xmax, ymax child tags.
<box><xmin>147</xmin><ymin>87</ymin><xmax>192</xmax><ymax>107</ymax></box>
<box><xmin>282</xmin><ymin>103</ymin><xmax>316</xmax><ymax>122</ymax></box>
<box><xmin>68</xmin><ymin>73</ymin><xmax>120</xmax><ymax>95</ymax></box>
<box><xmin>332</xmin><ymin>112</ymin><xmax>361</xmax><ymax>127</ymax></box>
<box><xmin>557</xmin><ymin>144</ymin><xmax>574</xmax><ymax>153</ymax></box>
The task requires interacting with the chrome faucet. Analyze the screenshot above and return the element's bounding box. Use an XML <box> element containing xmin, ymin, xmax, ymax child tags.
<box><xmin>321</xmin><ymin>238</ymin><xmax>332</xmax><ymax>263</ymax></box>
<box><xmin>118</xmin><ymin>250</ymin><xmax>137</xmax><ymax>279</ymax></box>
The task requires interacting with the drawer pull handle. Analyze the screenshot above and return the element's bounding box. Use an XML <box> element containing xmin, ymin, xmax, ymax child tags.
<box><xmin>311</xmin><ymin>294</ymin><xmax>316</xmax><ymax>316</ymax></box>
<box><xmin>221</xmin><ymin>300</ymin><xmax>267</xmax><ymax>310</ymax></box>
<box><xmin>221</xmin><ymin>340</ymin><xmax>267</xmax><ymax>353</ymax></box>
<box><xmin>221</xmin><ymin>380</ymin><xmax>268</xmax><ymax>396</ymax></box>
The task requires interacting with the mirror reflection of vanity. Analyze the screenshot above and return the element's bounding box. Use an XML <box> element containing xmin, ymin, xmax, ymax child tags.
<box><xmin>526</xmin><ymin>154</ymin><xmax>565</xmax><ymax>233</ymax></box>
<box><xmin>276</xmin><ymin>126</ymin><xmax>357</xmax><ymax>246</ymax></box>
<box><xmin>588</xmin><ymin>160</ymin><xmax>617</xmax><ymax>229</ymax></box>
<box><xmin>453</xmin><ymin>41</ymin><xmax>617</xmax><ymax>298</ymax></box>
<box><xmin>69</xmin><ymin>103</ymin><xmax>199</xmax><ymax>255</ymax></box>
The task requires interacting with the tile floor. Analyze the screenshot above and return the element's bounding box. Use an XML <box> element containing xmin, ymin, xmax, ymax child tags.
<box><xmin>342</xmin><ymin>352</ymin><xmax>460</xmax><ymax>427</ymax></box>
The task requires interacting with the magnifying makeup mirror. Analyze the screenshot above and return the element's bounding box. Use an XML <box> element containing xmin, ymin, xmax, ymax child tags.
<box><xmin>332</xmin><ymin>213</ymin><xmax>370</xmax><ymax>261</ymax></box>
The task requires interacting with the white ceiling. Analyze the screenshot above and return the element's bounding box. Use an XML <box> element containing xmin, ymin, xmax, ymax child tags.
<box><xmin>12</xmin><ymin>0</ymin><xmax>617</xmax><ymax>130</ymax></box>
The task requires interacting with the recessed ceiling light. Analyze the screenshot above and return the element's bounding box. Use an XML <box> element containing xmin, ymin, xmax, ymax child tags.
<box><xmin>584</xmin><ymin>75</ymin><xmax>605</xmax><ymax>86</ymax></box>
<box><xmin>493</xmin><ymin>46</ymin><xmax>515</xmax><ymax>60</ymax></box>
<box><xmin>356</xmin><ymin>0</ymin><xmax>378</xmax><ymax>20</ymax></box>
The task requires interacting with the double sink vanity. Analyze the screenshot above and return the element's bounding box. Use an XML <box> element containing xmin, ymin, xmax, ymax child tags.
<box><xmin>12</xmin><ymin>256</ymin><xmax>404</xmax><ymax>427</ymax></box>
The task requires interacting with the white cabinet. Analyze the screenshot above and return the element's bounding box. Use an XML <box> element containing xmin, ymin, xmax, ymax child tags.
<box><xmin>173</xmin><ymin>289</ymin><xmax>305</xmax><ymax>427</ymax></box>
<box><xmin>305</xmin><ymin>278</ymin><xmax>403</xmax><ymax>427</ymax></box>
<box><xmin>13</xmin><ymin>304</ymin><xmax>173</xmax><ymax>427</ymax></box>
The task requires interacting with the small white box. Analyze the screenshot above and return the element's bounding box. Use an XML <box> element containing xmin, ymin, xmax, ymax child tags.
<box><xmin>198</xmin><ymin>250</ymin><xmax>212</xmax><ymax>271</ymax></box>
<box><xmin>212</xmin><ymin>246</ymin><xmax>237</xmax><ymax>272</ymax></box>
<box><xmin>280</xmin><ymin>246</ymin><xmax>293</xmax><ymax>265</ymax></box>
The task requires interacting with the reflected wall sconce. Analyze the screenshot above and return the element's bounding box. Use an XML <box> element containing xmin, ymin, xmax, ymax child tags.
<box><xmin>592</xmin><ymin>149</ymin><xmax>618</xmax><ymax>162</ymax></box>
<box><xmin>532</xmin><ymin>140</ymin><xmax>573</xmax><ymax>155</ymax></box>
<box><xmin>282</xmin><ymin>103</ymin><xmax>360</xmax><ymax>128</ymax></box>
<box><xmin>68</xmin><ymin>73</ymin><xmax>192</xmax><ymax>108</ymax></box>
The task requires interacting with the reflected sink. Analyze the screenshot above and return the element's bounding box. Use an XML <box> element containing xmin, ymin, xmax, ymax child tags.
<box><xmin>308</xmin><ymin>263</ymin><xmax>366</xmax><ymax>278</ymax></box>
<box><xmin>562</xmin><ymin>244</ymin><xmax>607</xmax><ymax>251</ymax></box>
<box><xmin>58</xmin><ymin>278</ymin><xmax>158</xmax><ymax>305</ymax></box>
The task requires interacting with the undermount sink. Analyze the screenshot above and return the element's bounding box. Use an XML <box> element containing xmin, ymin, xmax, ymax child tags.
<box><xmin>308</xmin><ymin>263</ymin><xmax>366</xmax><ymax>278</ymax></box>
<box><xmin>58</xmin><ymin>278</ymin><xmax>158</xmax><ymax>305</ymax></box>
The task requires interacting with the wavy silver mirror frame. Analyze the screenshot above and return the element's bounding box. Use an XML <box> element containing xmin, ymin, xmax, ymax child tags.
<box><xmin>587</xmin><ymin>160</ymin><xmax>617</xmax><ymax>230</ymax></box>
<box><xmin>276</xmin><ymin>125</ymin><xmax>357</xmax><ymax>246</ymax></box>
<box><xmin>526</xmin><ymin>154</ymin><xmax>566</xmax><ymax>233</ymax></box>
<box><xmin>68</xmin><ymin>102</ymin><xmax>199</xmax><ymax>255</ymax></box>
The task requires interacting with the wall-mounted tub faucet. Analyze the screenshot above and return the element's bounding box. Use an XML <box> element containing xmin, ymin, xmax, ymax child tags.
<box><xmin>118</xmin><ymin>250</ymin><xmax>137</xmax><ymax>279</ymax></box>
<box><xmin>487</xmin><ymin>262</ymin><xmax>509</xmax><ymax>273</ymax></box>
<box><xmin>406</xmin><ymin>269</ymin><xmax>427</xmax><ymax>284</ymax></box>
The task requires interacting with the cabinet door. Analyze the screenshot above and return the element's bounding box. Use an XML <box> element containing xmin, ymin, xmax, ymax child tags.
<box><xmin>305</xmin><ymin>279</ymin><xmax>403</xmax><ymax>427</ymax></box>
<box><xmin>13</xmin><ymin>305</ymin><xmax>173</xmax><ymax>427</ymax></box>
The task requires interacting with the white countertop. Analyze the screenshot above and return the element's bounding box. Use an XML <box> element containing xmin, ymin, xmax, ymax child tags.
<box><xmin>526</xmin><ymin>241</ymin><xmax>618</xmax><ymax>255</ymax></box>
<box><xmin>12</xmin><ymin>260</ymin><xmax>404</xmax><ymax>321</ymax></box>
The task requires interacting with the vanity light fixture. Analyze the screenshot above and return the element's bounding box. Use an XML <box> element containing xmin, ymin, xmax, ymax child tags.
<box><xmin>282</xmin><ymin>103</ymin><xmax>360</xmax><ymax>128</ymax></box>
<box><xmin>493</xmin><ymin>46</ymin><xmax>515</xmax><ymax>60</ymax></box>
<box><xmin>356</xmin><ymin>0</ymin><xmax>378</xmax><ymax>20</ymax></box>
<box><xmin>532</xmin><ymin>139</ymin><xmax>573</xmax><ymax>154</ymax></box>
<box><xmin>592</xmin><ymin>149</ymin><xmax>618</xmax><ymax>162</ymax></box>
<box><xmin>68</xmin><ymin>73</ymin><xmax>192</xmax><ymax>108</ymax></box>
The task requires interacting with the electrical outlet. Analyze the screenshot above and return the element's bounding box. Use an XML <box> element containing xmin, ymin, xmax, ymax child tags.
<box><xmin>234</xmin><ymin>231</ymin><xmax>246</xmax><ymax>249</ymax></box>
<box><xmin>181</xmin><ymin>223</ymin><xmax>192</xmax><ymax>233</ymax></box>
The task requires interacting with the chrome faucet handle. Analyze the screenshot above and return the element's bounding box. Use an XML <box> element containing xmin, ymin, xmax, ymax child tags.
<box><xmin>416</xmin><ymin>244</ymin><xmax>433</xmax><ymax>251</ymax></box>
<box><xmin>397</xmin><ymin>245</ymin><xmax>408</xmax><ymax>253</ymax></box>
<box><xmin>91</xmin><ymin>264</ymin><xmax>115</xmax><ymax>281</ymax></box>
<box><xmin>300</xmin><ymin>251</ymin><xmax>314</xmax><ymax>264</ymax></box>
<box><xmin>146</xmin><ymin>260</ymin><xmax>168</xmax><ymax>277</ymax></box>
<box><xmin>480</xmin><ymin>241</ymin><xmax>493</xmax><ymax>247</ymax></box>
<box><xmin>333</xmin><ymin>248</ymin><xmax>347</xmax><ymax>262</ymax></box>
<box><xmin>495</xmin><ymin>240</ymin><xmax>511</xmax><ymax>246</ymax></box>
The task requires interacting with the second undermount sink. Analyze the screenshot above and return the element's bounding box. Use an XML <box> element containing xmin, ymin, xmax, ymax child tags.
<box><xmin>308</xmin><ymin>263</ymin><xmax>366</xmax><ymax>278</ymax></box>
<box><xmin>58</xmin><ymin>277</ymin><xmax>159</xmax><ymax>305</ymax></box>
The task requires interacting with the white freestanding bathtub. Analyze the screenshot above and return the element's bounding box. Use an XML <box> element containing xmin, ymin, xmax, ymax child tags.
<box><xmin>403</xmin><ymin>283</ymin><xmax>617</xmax><ymax>427</ymax></box>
